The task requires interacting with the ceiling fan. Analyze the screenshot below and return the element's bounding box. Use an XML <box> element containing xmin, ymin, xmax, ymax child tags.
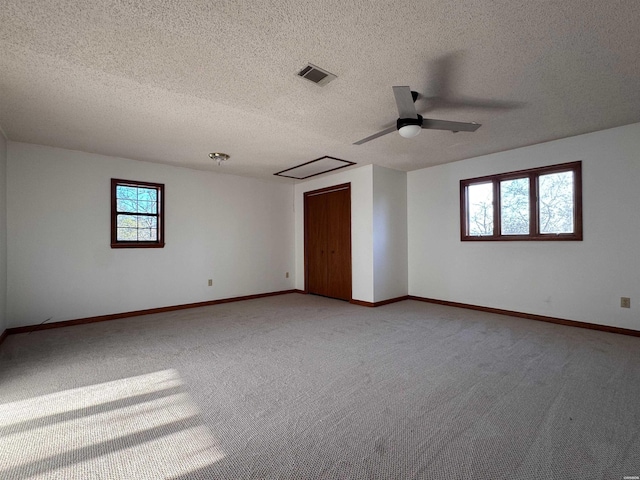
<box><xmin>353</xmin><ymin>86</ymin><xmax>481</xmax><ymax>145</ymax></box>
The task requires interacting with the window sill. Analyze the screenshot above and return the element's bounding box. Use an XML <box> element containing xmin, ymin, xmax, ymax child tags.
<box><xmin>461</xmin><ymin>234</ymin><xmax>582</xmax><ymax>242</ymax></box>
<box><xmin>111</xmin><ymin>242</ymin><xmax>165</xmax><ymax>249</ymax></box>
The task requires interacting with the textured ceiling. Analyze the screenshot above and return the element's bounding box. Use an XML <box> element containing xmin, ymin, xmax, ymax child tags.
<box><xmin>1</xmin><ymin>1</ymin><xmax>639</xmax><ymax>181</ymax></box>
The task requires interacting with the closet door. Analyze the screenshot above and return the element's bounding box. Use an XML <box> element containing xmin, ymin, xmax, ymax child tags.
<box><xmin>304</xmin><ymin>184</ymin><xmax>351</xmax><ymax>301</ymax></box>
<box><xmin>305</xmin><ymin>192</ymin><xmax>328</xmax><ymax>296</ymax></box>
<box><xmin>325</xmin><ymin>187</ymin><xmax>351</xmax><ymax>300</ymax></box>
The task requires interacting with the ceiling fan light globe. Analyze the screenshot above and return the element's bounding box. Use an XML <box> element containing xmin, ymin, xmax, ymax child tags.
<box><xmin>398</xmin><ymin>124</ymin><xmax>422</xmax><ymax>138</ymax></box>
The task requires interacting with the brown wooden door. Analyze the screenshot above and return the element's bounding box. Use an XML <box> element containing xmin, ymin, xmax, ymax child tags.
<box><xmin>325</xmin><ymin>187</ymin><xmax>351</xmax><ymax>300</ymax></box>
<box><xmin>304</xmin><ymin>184</ymin><xmax>351</xmax><ymax>301</ymax></box>
<box><xmin>305</xmin><ymin>192</ymin><xmax>328</xmax><ymax>295</ymax></box>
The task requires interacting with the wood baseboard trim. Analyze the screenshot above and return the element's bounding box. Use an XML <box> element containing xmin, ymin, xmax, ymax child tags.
<box><xmin>8</xmin><ymin>291</ymin><xmax>636</xmax><ymax>339</ymax></box>
<box><xmin>408</xmin><ymin>296</ymin><xmax>640</xmax><ymax>338</ymax></box>
<box><xmin>0</xmin><ymin>329</ymin><xmax>7</xmax><ymax>346</ymax></box>
<box><xmin>350</xmin><ymin>299</ymin><xmax>373</xmax><ymax>307</ymax></box>
<box><xmin>294</xmin><ymin>289</ymin><xmax>307</xmax><ymax>294</ymax></box>
<box><xmin>350</xmin><ymin>295</ymin><xmax>409</xmax><ymax>308</ymax></box>
<box><xmin>7</xmin><ymin>290</ymin><xmax>298</xmax><ymax>335</ymax></box>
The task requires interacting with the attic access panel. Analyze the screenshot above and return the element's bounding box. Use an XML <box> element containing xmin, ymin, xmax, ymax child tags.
<box><xmin>274</xmin><ymin>156</ymin><xmax>355</xmax><ymax>180</ymax></box>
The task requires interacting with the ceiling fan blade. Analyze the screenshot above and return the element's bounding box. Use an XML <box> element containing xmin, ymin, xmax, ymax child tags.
<box><xmin>393</xmin><ymin>86</ymin><xmax>418</xmax><ymax>119</ymax></box>
<box><xmin>353</xmin><ymin>125</ymin><xmax>397</xmax><ymax>145</ymax></box>
<box><xmin>423</xmin><ymin>53</ymin><xmax>459</xmax><ymax>100</ymax></box>
<box><xmin>426</xmin><ymin>97</ymin><xmax>525</xmax><ymax>112</ymax></box>
<box><xmin>422</xmin><ymin>118</ymin><xmax>481</xmax><ymax>132</ymax></box>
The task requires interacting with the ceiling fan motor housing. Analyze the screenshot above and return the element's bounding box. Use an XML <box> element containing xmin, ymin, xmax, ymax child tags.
<box><xmin>397</xmin><ymin>115</ymin><xmax>423</xmax><ymax>138</ymax></box>
<box><xmin>397</xmin><ymin>114</ymin><xmax>423</xmax><ymax>130</ymax></box>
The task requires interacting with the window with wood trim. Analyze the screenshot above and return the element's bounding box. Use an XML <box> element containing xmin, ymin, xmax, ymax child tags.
<box><xmin>460</xmin><ymin>161</ymin><xmax>582</xmax><ymax>241</ymax></box>
<box><xmin>111</xmin><ymin>179</ymin><xmax>165</xmax><ymax>248</ymax></box>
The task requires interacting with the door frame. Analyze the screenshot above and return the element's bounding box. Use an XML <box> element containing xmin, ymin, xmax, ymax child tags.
<box><xmin>303</xmin><ymin>183</ymin><xmax>352</xmax><ymax>299</ymax></box>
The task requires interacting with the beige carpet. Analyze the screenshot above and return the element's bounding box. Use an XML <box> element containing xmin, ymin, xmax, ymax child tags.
<box><xmin>1</xmin><ymin>293</ymin><xmax>639</xmax><ymax>479</ymax></box>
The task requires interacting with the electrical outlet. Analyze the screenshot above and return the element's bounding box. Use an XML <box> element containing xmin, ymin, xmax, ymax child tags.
<box><xmin>286</xmin><ymin>272</ymin><xmax>289</xmax><ymax>278</ymax></box>
<box><xmin>621</xmin><ymin>297</ymin><xmax>630</xmax><ymax>308</ymax></box>
<box><xmin>208</xmin><ymin>279</ymin><xmax>213</xmax><ymax>287</ymax></box>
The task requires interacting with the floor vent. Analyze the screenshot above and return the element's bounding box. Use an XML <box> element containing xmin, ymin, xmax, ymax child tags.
<box><xmin>297</xmin><ymin>64</ymin><xmax>337</xmax><ymax>86</ymax></box>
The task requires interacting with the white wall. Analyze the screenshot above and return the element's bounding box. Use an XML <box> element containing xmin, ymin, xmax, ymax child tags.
<box><xmin>294</xmin><ymin>165</ymin><xmax>374</xmax><ymax>302</ymax></box>
<box><xmin>0</xmin><ymin>131</ymin><xmax>6</xmax><ymax>333</ymax></box>
<box><xmin>7</xmin><ymin>142</ymin><xmax>294</xmax><ymax>328</ymax></box>
<box><xmin>408</xmin><ymin>123</ymin><xmax>640</xmax><ymax>331</ymax></box>
<box><xmin>372</xmin><ymin>165</ymin><xmax>407</xmax><ymax>302</ymax></box>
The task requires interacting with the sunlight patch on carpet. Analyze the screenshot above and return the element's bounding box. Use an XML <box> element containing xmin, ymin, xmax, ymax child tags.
<box><xmin>0</xmin><ymin>369</ymin><xmax>225</xmax><ymax>479</ymax></box>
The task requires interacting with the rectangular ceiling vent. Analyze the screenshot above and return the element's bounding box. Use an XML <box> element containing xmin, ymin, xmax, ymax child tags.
<box><xmin>297</xmin><ymin>64</ymin><xmax>337</xmax><ymax>86</ymax></box>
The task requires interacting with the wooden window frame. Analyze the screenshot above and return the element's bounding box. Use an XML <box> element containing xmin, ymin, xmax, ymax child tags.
<box><xmin>460</xmin><ymin>161</ymin><xmax>582</xmax><ymax>241</ymax></box>
<box><xmin>111</xmin><ymin>178</ymin><xmax>165</xmax><ymax>248</ymax></box>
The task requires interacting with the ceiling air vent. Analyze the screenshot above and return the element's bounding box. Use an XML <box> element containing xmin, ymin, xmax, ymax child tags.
<box><xmin>297</xmin><ymin>64</ymin><xmax>337</xmax><ymax>86</ymax></box>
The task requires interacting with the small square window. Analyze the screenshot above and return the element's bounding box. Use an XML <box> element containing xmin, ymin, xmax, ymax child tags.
<box><xmin>111</xmin><ymin>179</ymin><xmax>165</xmax><ymax>248</ymax></box>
